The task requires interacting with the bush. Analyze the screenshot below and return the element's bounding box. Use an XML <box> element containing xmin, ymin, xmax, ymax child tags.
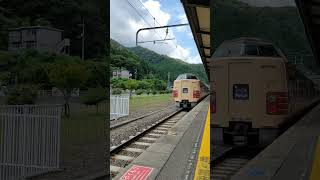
<box><xmin>151</xmin><ymin>90</ymin><xmax>157</xmax><ymax>95</ymax></box>
<box><xmin>6</xmin><ymin>84</ymin><xmax>38</xmax><ymax>105</ymax></box>
<box><xmin>159</xmin><ymin>90</ymin><xmax>166</xmax><ymax>94</ymax></box>
<box><xmin>135</xmin><ymin>89</ymin><xmax>144</xmax><ymax>95</ymax></box>
<box><xmin>112</xmin><ymin>88</ymin><xmax>122</xmax><ymax>95</ymax></box>
<box><xmin>146</xmin><ymin>90</ymin><xmax>151</xmax><ymax>95</ymax></box>
<box><xmin>81</xmin><ymin>87</ymin><xmax>107</xmax><ymax>113</ymax></box>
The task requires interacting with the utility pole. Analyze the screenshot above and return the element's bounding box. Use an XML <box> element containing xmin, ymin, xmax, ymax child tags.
<box><xmin>79</xmin><ymin>16</ymin><xmax>85</xmax><ymax>60</ymax></box>
<box><xmin>167</xmin><ymin>72</ymin><xmax>170</xmax><ymax>89</ymax></box>
<box><xmin>82</xmin><ymin>17</ymin><xmax>85</xmax><ymax>60</ymax></box>
<box><xmin>135</xmin><ymin>68</ymin><xmax>138</xmax><ymax>79</ymax></box>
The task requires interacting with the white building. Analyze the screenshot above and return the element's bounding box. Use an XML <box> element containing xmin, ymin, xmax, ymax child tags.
<box><xmin>112</xmin><ymin>69</ymin><xmax>132</xmax><ymax>79</ymax></box>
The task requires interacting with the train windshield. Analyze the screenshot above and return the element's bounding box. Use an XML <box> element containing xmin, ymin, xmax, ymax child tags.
<box><xmin>176</xmin><ymin>74</ymin><xmax>198</xmax><ymax>80</ymax></box>
<box><xmin>212</xmin><ymin>42</ymin><xmax>242</xmax><ymax>58</ymax></box>
<box><xmin>212</xmin><ymin>40</ymin><xmax>282</xmax><ymax>58</ymax></box>
<box><xmin>258</xmin><ymin>45</ymin><xmax>281</xmax><ymax>57</ymax></box>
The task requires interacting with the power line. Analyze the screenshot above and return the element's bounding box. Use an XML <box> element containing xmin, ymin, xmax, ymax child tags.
<box><xmin>172</xmin><ymin>17</ymin><xmax>187</xmax><ymax>24</ymax></box>
<box><xmin>128</xmin><ymin>0</ymin><xmax>184</xmax><ymax>50</ymax></box>
<box><xmin>135</xmin><ymin>0</ymin><xmax>169</xmax><ymax>40</ymax></box>
<box><xmin>125</xmin><ymin>0</ymin><xmax>162</xmax><ymax>40</ymax></box>
<box><xmin>135</xmin><ymin>0</ymin><xmax>179</xmax><ymax>47</ymax></box>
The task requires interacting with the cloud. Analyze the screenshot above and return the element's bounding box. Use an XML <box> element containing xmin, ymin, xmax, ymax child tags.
<box><xmin>142</xmin><ymin>0</ymin><xmax>170</xmax><ymax>25</ymax></box>
<box><xmin>110</xmin><ymin>0</ymin><xmax>201</xmax><ymax>64</ymax></box>
<box><xmin>175</xmin><ymin>14</ymin><xmax>188</xmax><ymax>32</ymax></box>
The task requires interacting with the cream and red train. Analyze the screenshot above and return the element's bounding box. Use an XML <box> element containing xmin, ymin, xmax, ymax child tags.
<box><xmin>210</xmin><ymin>37</ymin><xmax>292</xmax><ymax>145</ymax></box>
<box><xmin>172</xmin><ymin>73</ymin><xmax>209</xmax><ymax>108</ymax></box>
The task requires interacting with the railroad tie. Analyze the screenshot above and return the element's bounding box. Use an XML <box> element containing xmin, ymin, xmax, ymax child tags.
<box><xmin>162</xmin><ymin>123</ymin><xmax>175</xmax><ymax>126</ymax></box>
<box><xmin>148</xmin><ymin>133</ymin><xmax>161</xmax><ymax>137</ymax></box>
<box><xmin>110</xmin><ymin>165</ymin><xmax>122</xmax><ymax>173</ymax></box>
<box><xmin>214</xmin><ymin>166</ymin><xmax>239</xmax><ymax>171</ymax></box>
<box><xmin>141</xmin><ymin>137</ymin><xmax>157</xmax><ymax>141</ymax></box>
<box><xmin>125</xmin><ymin>148</ymin><xmax>144</xmax><ymax>153</ymax></box>
<box><xmin>134</xmin><ymin>141</ymin><xmax>152</xmax><ymax>146</ymax></box>
<box><xmin>156</xmin><ymin>127</ymin><xmax>169</xmax><ymax>131</ymax></box>
<box><xmin>159</xmin><ymin>125</ymin><xmax>173</xmax><ymax>128</ymax></box>
<box><xmin>211</xmin><ymin>173</ymin><xmax>228</xmax><ymax>180</ymax></box>
<box><xmin>113</xmin><ymin>155</ymin><xmax>134</xmax><ymax>161</ymax></box>
<box><xmin>212</xmin><ymin>168</ymin><xmax>234</xmax><ymax>175</ymax></box>
<box><xmin>153</xmin><ymin>130</ymin><xmax>167</xmax><ymax>134</ymax></box>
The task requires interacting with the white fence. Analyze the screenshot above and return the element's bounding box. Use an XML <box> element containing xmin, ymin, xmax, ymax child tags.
<box><xmin>110</xmin><ymin>95</ymin><xmax>130</xmax><ymax>120</ymax></box>
<box><xmin>38</xmin><ymin>88</ymin><xmax>80</xmax><ymax>97</ymax></box>
<box><xmin>0</xmin><ymin>105</ymin><xmax>62</xmax><ymax>180</ymax></box>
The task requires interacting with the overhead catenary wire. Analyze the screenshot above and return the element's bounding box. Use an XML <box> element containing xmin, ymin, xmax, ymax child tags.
<box><xmin>125</xmin><ymin>0</ymin><xmax>163</xmax><ymax>40</ymax></box>
<box><xmin>134</xmin><ymin>0</ymin><xmax>179</xmax><ymax>47</ymax></box>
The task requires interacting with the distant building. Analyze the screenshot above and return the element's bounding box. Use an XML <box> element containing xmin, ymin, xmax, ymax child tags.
<box><xmin>8</xmin><ymin>26</ymin><xmax>70</xmax><ymax>54</ymax></box>
<box><xmin>112</xmin><ymin>69</ymin><xmax>132</xmax><ymax>79</ymax></box>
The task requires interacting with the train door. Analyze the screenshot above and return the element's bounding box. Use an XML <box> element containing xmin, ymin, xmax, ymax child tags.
<box><xmin>180</xmin><ymin>80</ymin><xmax>190</xmax><ymax>101</ymax></box>
<box><xmin>226</xmin><ymin>61</ymin><xmax>259</xmax><ymax>144</ymax></box>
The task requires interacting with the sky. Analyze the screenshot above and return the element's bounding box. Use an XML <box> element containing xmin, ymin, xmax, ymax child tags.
<box><xmin>110</xmin><ymin>0</ymin><xmax>202</xmax><ymax>64</ymax></box>
<box><xmin>110</xmin><ymin>0</ymin><xmax>297</xmax><ymax>64</ymax></box>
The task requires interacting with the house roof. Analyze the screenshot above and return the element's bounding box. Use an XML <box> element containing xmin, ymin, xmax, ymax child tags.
<box><xmin>8</xmin><ymin>26</ymin><xmax>63</xmax><ymax>32</ymax></box>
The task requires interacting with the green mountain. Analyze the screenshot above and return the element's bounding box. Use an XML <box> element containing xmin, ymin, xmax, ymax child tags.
<box><xmin>110</xmin><ymin>39</ymin><xmax>208</xmax><ymax>84</ymax></box>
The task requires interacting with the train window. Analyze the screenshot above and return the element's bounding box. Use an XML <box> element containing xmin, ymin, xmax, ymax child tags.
<box><xmin>176</xmin><ymin>73</ymin><xmax>198</xmax><ymax>80</ymax></box>
<box><xmin>258</xmin><ymin>45</ymin><xmax>280</xmax><ymax>57</ymax></box>
<box><xmin>244</xmin><ymin>45</ymin><xmax>258</xmax><ymax>56</ymax></box>
<box><xmin>212</xmin><ymin>42</ymin><xmax>242</xmax><ymax>58</ymax></box>
<box><xmin>187</xmin><ymin>75</ymin><xmax>198</xmax><ymax>80</ymax></box>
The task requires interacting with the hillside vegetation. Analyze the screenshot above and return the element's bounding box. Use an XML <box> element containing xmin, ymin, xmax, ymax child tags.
<box><xmin>110</xmin><ymin>39</ymin><xmax>208</xmax><ymax>84</ymax></box>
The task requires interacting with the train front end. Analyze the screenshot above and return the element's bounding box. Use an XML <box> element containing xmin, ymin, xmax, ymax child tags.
<box><xmin>173</xmin><ymin>73</ymin><xmax>202</xmax><ymax>109</ymax></box>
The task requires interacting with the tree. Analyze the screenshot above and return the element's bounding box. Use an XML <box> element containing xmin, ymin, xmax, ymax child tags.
<box><xmin>81</xmin><ymin>87</ymin><xmax>107</xmax><ymax>113</ymax></box>
<box><xmin>111</xmin><ymin>78</ymin><xmax>127</xmax><ymax>89</ymax></box>
<box><xmin>48</xmin><ymin>61</ymin><xmax>88</xmax><ymax>117</ymax></box>
<box><xmin>125</xmin><ymin>79</ymin><xmax>138</xmax><ymax>98</ymax></box>
<box><xmin>137</xmin><ymin>80</ymin><xmax>151</xmax><ymax>90</ymax></box>
<box><xmin>85</xmin><ymin>60</ymin><xmax>108</xmax><ymax>88</ymax></box>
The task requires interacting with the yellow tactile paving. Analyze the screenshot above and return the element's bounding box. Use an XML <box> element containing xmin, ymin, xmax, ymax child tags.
<box><xmin>310</xmin><ymin>136</ymin><xmax>320</xmax><ymax>180</ymax></box>
<box><xmin>194</xmin><ymin>105</ymin><xmax>210</xmax><ymax>180</ymax></box>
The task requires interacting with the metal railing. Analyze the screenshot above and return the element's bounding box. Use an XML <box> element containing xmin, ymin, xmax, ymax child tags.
<box><xmin>0</xmin><ymin>104</ymin><xmax>62</xmax><ymax>180</ymax></box>
<box><xmin>110</xmin><ymin>95</ymin><xmax>129</xmax><ymax>120</ymax></box>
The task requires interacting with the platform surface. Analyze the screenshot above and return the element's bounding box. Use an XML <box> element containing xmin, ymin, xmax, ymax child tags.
<box><xmin>114</xmin><ymin>97</ymin><xmax>209</xmax><ymax>180</ymax></box>
<box><xmin>231</xmin><ymin>102</ymin><xmax>320</xmax><ymax>180</ymax></box>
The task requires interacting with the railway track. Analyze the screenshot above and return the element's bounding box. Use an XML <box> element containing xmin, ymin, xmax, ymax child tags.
<box><xmin>110</xmin><ymin>109</ymin><xmax>187</xmax><ymax>178</ymax></box>
<box><xmin>211</xmin><ymin>146</ymin><xmax>263</xmax><ymax>180</ymax></box>
<box><xmin>110</xmin><ymin>105</ymin><xmax>177</xmax><ymax>130</ymax></box>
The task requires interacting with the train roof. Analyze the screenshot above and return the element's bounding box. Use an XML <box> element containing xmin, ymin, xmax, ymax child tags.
<box><xmin>176</xmin><ymin>73</ymin><xmax>199</xmax><ymax>80</ymax></box>
<box><xmin>212</xmin><ymin>37</ymin><xmax>285</xmax><ymax>58</ymax></box>
<box><xmin>223</xmin><ymin>37</ymin><xmax>273</xmax><ymax>45</ymax></box>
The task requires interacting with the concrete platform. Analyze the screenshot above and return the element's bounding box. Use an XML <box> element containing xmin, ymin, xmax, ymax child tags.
<box><xmin>231</xmin><ymin>102</ymin><xmax>320</xmax><ymax>180</ymax></box>
<box><xmin>114</xmin><ymin>97</ymin><xmax>210</xmax><ymax>180</ymax></box>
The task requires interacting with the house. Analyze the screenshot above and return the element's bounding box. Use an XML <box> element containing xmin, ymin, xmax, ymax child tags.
<box><xmin>8</xmin><ymin>26</ymin><xmax>70</xmax><ymax>54</ymax></box>
<box><xmin>112</xmin><ymin>69</ymin><xmax>132</xmax><ymax>79</ymax></box>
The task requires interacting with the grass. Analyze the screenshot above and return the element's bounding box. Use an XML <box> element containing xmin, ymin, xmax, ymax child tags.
<box><xmin>61</xmin><ymin>102</ymin><xmax>106</xmax><ymax>148</ymax></box>
<box><xmin>130</xmin><ymin>94</ymin><xmax>172</xmax><ymax>111</ymax></box>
